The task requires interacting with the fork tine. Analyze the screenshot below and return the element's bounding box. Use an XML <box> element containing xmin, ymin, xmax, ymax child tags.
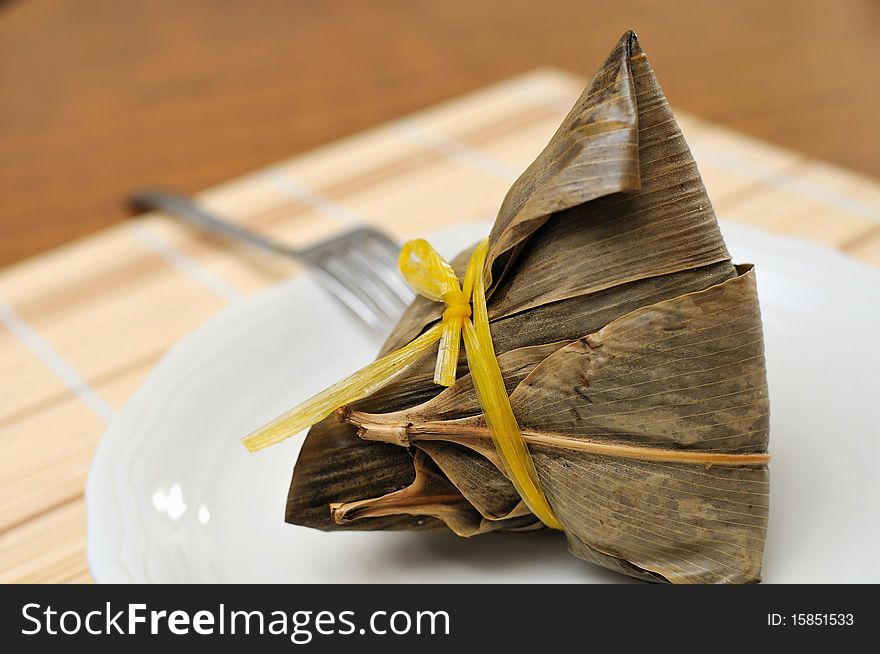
<box><xmin>347</xmin><ymin>244</ymin><xmax>414</xmax><ymax>310</ymax></box>
<box><xmin>318</xmin><ymin>255</ymin><xmax>398</xmax><ymax>329</ymax></box>
<box><xmin>366</xmin><ymin>237</ymin><xmax>416</xmax><ymax>305</ymax></box>
<box><xmin>334</xmin><ymin>245</ymin><xmax>407</xmax><ymax>320</ymax></box>
<box><xmin>364</xmin><ymin>231</ymin><xmax>403</xmax><ymax>267</ymax></box>
<box><xmin>308</xmin><ymin>261</ymin><xmax>388</xmax><ymax>332</ymax></box>
<box><xmin>342</xmin><ymin>229</ymin><xmax>415</xmax><ymax>307</ymax></box>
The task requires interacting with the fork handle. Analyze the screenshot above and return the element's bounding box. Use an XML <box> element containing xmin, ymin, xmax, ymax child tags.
<box><xmin>130</xmin><ymin>189</ymin><xmax>301</xmax><ymax>258</ymax></box>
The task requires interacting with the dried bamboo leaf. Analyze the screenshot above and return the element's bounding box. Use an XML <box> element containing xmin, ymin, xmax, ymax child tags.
<box><xmin>416</xmin><ymin>441</ymin><xmax>534</xmax><ymax>523</ymax></box>
<box><xmin>483</xmin><ymin>32</ymin><xmax>641</xmax><ymax>283</ymax></box>
<box><xmin>510</xmin><ymin>268</ymin><xmax>769</xmax><ymax>454</ymax></box>
<box><xmin>379</xmin><ymin>30</ymin><xmax>727</xmax><ymax>353</ymax></box>
<box><xmin>347</xmin><ymin>270</ymin><xmax>769</xmax><ymax>583</ymax></box>
<box><xmin>288</xmin><ymin>261</ymin><xmax>739</xmax><ymax>529</ymax></box>
<box><xmin>514</xmin><ymin>268</ymin><xmax>769</xmax><ymax>583</ymax></box>
<box><xmin>278</xmin><ymin>30</ymin><xmax>771</xmax><ymax>583</ymax></box>
<box><xmin>285</xmin><ymin>418</ymin><xmax>435</xmax><ymax>531</ymax></box>
<box><xmin>357</xmin><ymin>341</ymin><xmax>570</xmax><ymax>428</ymax></box>
<box><xmin>331</xmin><ymin>449</ymin><xmax>539</xmax><ymax>537</ymax></box>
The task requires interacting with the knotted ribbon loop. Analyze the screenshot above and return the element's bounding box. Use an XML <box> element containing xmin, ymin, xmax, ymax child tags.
<box><xmin>242</xmin><ymin>238</ymin><xmax>562</xmax><ymax>530</ymax></box>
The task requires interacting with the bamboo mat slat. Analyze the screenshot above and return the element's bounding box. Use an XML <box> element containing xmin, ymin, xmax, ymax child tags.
<box><xmin>1</xmin><ymin>69</ymin><xmax>878</xmax><ymax>584</ymax></box>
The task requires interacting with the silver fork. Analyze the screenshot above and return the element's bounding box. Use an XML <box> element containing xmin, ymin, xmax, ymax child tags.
<box><xmin>129</xmin><ymin>189</ymin><xmax>414</xmax><ymax>333</ymax></box>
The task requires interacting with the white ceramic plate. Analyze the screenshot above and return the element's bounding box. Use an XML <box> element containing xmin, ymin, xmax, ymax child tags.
<box><xmin>87</xmin><ymin>221</ymin><xmax>880</xmax><ymax>583</ymax></box>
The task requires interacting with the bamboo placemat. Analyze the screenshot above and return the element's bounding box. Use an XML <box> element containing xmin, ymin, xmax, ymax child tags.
<box><xmin>2</xmin><ymin>69</ymin><xmax>879</xmax><ymax>584</ymax></box>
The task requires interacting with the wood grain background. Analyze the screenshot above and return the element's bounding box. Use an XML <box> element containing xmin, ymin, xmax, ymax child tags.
<box><xmin>1</xmin><ymin>0</ymin><xmax>879</xmax><ymax>267</ymax></box>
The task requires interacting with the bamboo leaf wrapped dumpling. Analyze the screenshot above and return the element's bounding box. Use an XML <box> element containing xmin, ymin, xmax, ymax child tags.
<box><xmin>267</xmin><ymin>30</ymin><xmax>770</xmax><ymax>583</ymax></box>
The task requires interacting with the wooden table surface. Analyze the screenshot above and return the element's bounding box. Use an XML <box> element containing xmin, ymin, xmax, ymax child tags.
<box><xmin>1</xmin><ymin>0</ymin><xmax>879</xmax><ymax>267</ymax></box>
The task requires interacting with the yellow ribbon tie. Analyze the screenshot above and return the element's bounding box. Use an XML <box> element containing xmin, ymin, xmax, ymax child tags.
<box><xmin>242</xmin><ymin>238</ymin><xmax>562</xmax><ymax>530</ymax></box>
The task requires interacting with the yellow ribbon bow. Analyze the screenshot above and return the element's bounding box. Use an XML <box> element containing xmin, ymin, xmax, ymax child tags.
<box><xmin>242</xmin><ymin>238</ymin><xmax>562</xmax><ymax>530</ymax></box>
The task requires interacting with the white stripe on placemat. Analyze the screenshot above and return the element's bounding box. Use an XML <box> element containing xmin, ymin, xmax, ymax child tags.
<box><xmin>266</xmin><ymin>171</ymin><xmax>363</xmax><ymax>226</ymax></box>
<box><xmin>0</xmin><ymin>301</ymin><xmax>115</xmax><ymax>422</ymax></box>
<box><xmin>392</xmin><ymin>119</ymin><xmax>520</xmax><ymax>181</ymax></box>
<box><xmin>690</xmin><ymin>146</ymin><xmax>880</xmax><ymax>224</ymax></box>
<box><xmin>130</xmin><ymin>223</ymin><xmax>242</xmax><ymax>302</ymax></box>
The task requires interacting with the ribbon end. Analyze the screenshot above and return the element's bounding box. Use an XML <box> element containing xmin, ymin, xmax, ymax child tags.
<box><xmin>433</xmin><ymin>319</ymin><xmax>463</xmax><ymax>386</ymax></box>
